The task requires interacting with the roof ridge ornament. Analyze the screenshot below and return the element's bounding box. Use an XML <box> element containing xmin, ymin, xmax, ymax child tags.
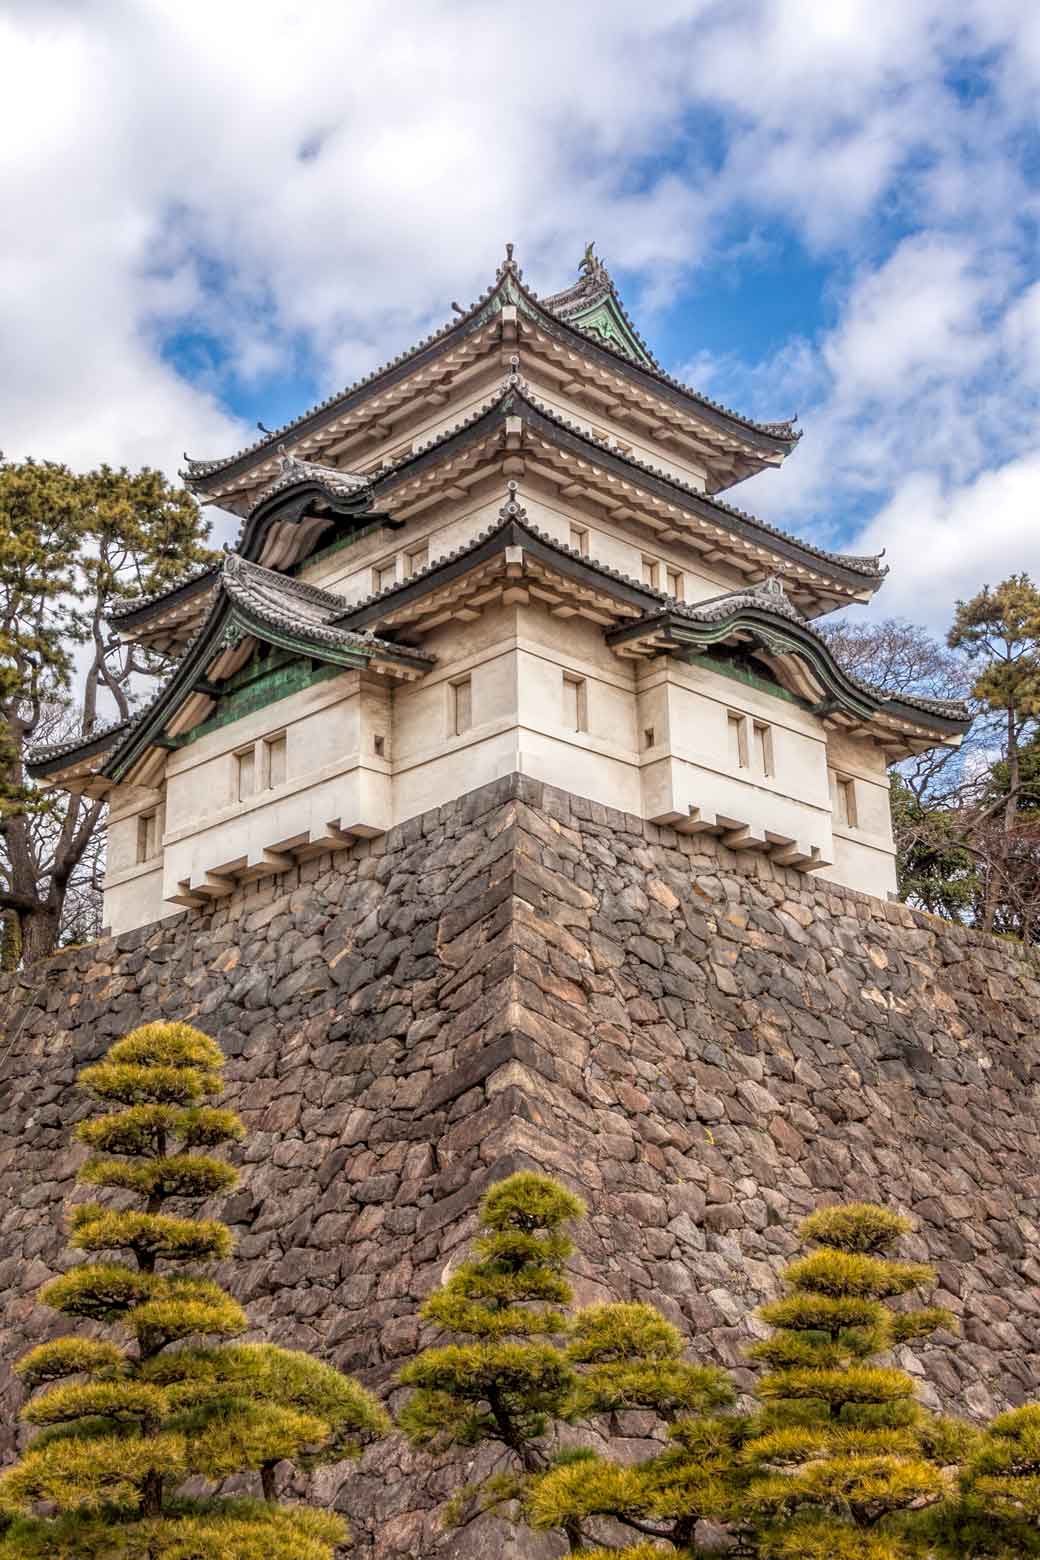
<box><xmin>496</xmin><ymin>240</ymin><xmax>523</xmax><ymax>282</ymax></box>
<box><xmin>757</xmin><ymin>574</ymin><xmax>787</xmax><ymax>599</ymax></box>
<box><xmin>500</xmin><ymin>479</ymin><xmax>528</xmax><ymax>522</ymax></box>
<box><xmin>579</xmin><ymin>240</ymin><xmax>608</xmax><ymax>283</ymax></box>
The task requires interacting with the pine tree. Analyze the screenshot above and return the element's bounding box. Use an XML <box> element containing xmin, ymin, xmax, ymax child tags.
<box><xmin>927</xmin><ymin>1402</ymin><xmax>1040</xmax><ymax>1558</ymax></box>
<box><xmin>397</xmin><ymin>1173</ymin><xmax>582</xmax><ymax>1474</ymax></box>
<box><xmin>0</xmin><ymin>457</ymin><xmax>218</xmax><ymax>961</ymax></box>
<box><xmin>399</xmin><ymin>1171</ymin><xmax>737</xmax><ymax>1554</ymax></box>
<box><xmin>948</xmin><ymin>575</ymin><xmax>1040</xmax><ymax>934</ymax></box>
<box><xmin>0</xmin><ymin>1020</ymin><xmax>388</xmax><ymax>1558</ymax></box>
<box><xmin>741</xmin><ymin>1202</ymin><xmax>971</xmax><ymax>1559</ymax></box>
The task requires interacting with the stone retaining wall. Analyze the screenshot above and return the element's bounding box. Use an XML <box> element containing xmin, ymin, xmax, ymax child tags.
<box><xmin>1</xmin><ymin>773</ymin><xmax>1038</xmax><ymax>1555</ymax></box>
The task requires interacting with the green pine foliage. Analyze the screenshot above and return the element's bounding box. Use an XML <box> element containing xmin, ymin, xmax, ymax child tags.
<box><xmin>925</xmin><ymin>1403</ymin><xmax>1040</xmax><ymax>1557</ymax></box>
<box><xmin>741</xmin><ymin>1202</ymin><xmax>971</xmax><ymax>1558</ymax></box>
<box><xmin>0</xmin><ymin>1021</ymin><xmax>389</xmax><ymax>1559</ymax></box>
<box><xmin>397</xmin><ymin>1172</ymin><xmax>583</xmax><ymax>1466</ymax></box>
<box><xmin>398</xmin><ymin>1171</ymin><xmax>739</xmax><ymax>1552</ymax></box>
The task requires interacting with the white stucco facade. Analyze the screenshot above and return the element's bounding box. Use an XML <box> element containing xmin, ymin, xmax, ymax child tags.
<box><xmin>100</xmin><ymin>589</ymin><xmax>898</xmax><ymax>935</ymax></box>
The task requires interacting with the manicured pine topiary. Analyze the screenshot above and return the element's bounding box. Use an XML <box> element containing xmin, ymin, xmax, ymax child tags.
<box><xmin>399</xmin><ymin>1171</ymin><xmax>738</xmax><ymax>1554</ymax></box>
<box><xmin>741</xmin><ymin>1201</ymin><xmax>971</xmax><ymax>1559</ymax></box>
<box><xmin>929</xmin><ymin>1402</ymin><xmax>1040</xmax><ymax>1557</ymax></box>
<box><xmin>397</xmin><ymin>1172</ymin><xmax>583</xmax><ymax>1478</ymax></box>
<box><xmin>0</xmin><ymin>1020</ymin><xmax>389</xmax><ymax>1559</ymax></box>
<box><xmin>526</xmin><ymin>1300</ymin><xmax>744</xmax><ymax>1553</ymax></box>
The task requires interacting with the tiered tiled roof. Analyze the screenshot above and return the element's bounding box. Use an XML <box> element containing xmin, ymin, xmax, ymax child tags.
<box><xmin>180</xmin><ymin>246</ymin><xmax>799</xmax><ymax>497</ymax></box>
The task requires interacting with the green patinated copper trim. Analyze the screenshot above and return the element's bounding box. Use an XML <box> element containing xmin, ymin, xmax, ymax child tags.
<box><xmin>289</xmin><ymin>517</ymin><xmax>387</xmax><ymax>577</ymax></box>
<box><xmin>170</xmin><ymin>649</ymin><xmax>343</xmax><ymax>749</ymax></box>
<box><xmin>663</xmin><ymin>616</ymin><xmax>878</xmax><ymax>720</ymax></box>
<box><xmin>692</xmin><ymin>650</ymin><xmax>803</xmax><ymax>708</ymax></box>
<box><xmin>104</xmin><ymin>601</ymin><xmax>374</xmax><ymax>784</ymax></box>
<box><xmin>562</xmin><ymin>296</ymin><xmax>655</xmax><ymax>368</ymax></box>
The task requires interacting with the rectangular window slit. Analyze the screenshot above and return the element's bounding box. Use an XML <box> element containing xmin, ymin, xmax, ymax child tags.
<box><xmin>753</xmin><ymin>721</ymin><xmax>773</xmax><ymax>777</ymax></box>
<box><xmin>405</xmin><ymin>544</ymin><xmax>428</xmax><ymax>577</ymax></box>
<box><xmin>665</xmin><ymin>566</ymin><xmax>684</xmax><ymax>600</ymax></box>
<box><xmin>641</xmin><ymin>556</ymin><xmax>659</xmax><ymax>590</ymax></box>
<box><xmin>450</xmin><ymin>677</ymin><xmax>472</xmax><ymax>736</ymax></box>
<box><xmin>264</xmin><ymin>734</ymin><xmax>286</xmax><ymax>789</ymax></box>
<box><xmin>236</xmin><ymin>746</ymin><xmax>255</xmax><ymax>801</ymax></box>
<box><xmin>562</xmin><ymin>673</ymin><xmax>588</xmax><ymax>733</ymax></box>
<box><xmin>727</xmin><ymin>711</ymin><xmax>749</xmax><ymax>769</ymax></box>
<box><xmin>375</xmin><ymin>558</ymin><xmax>398</xmax><ymax>593</ymax></box>
<box><xmin>836</xmin><ymin>774</ymin><xmax>857</xmax><ymax>828</ymax></box>
<box><xmin>570</xmin><ymin>524</ymin><xmax>589</xmax><ymax>557</ymax></box>
<box><xmin>374</xmin><ymin>733</ymin><xmax>386</xmax><ymax>757</ymax></box>
<box><xmin>137</xmin><ymin>811</ymin><xmax>158</xmax><ymax>863</ymax></box>
<box><xmin>644</xmin><ymin>727</ymin><xmax>655</xmax><ymax>749</ymax></box>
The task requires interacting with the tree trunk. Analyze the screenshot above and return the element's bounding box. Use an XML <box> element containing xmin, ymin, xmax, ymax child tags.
<box><xmin>19</xmin><ymin>903</ymin><xmax>61</xmax><ymax>966</ymax></box>
<box><xmin>0</xmin><ymin>912</ymin><xmax>20</xmax><ymax>971</ymax></box>
<box><xmin>1006</xmin><ymin>706</ymin><xmax>1020</xmax><ymax>836</ymax></box>
<box><xmin>141</xmin><ymin>1468</ymin><xmax>163</xmax><ymax>1519</ymax></box>
<box><xmin>982</xmin><ymin>706</ymin><xmax>1021</xmax><ymax>935</ymax></box>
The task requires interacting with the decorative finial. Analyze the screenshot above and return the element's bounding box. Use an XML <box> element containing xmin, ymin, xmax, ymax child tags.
<box><xmin>496</xmin><ymin>241</ymin><xmax>520</xmax><ymax>282</ymax></box>
<box><xmin>257</xmin><ymin>420</ymin><xmax>274</xmax><ymax>436</ymax></box>
<box><xmin>451</xmin><ymin>300</ymin><xmax>464</xmax><ymax>315</ymax></box>
<box><xmin>500</xmin><ymin>478</ymin><xmax>527</xmax><ymax>522</ymax></box>
<box><xmin>580</xmin><ymin>240</ymin><xmax>603</xmax><ymax>279</ymax></box>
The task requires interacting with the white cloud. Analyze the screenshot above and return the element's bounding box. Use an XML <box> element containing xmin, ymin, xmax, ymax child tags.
<box><xmin>0</xmin><ymin>0</ymin><xmax>1037</xmax><ymax>657</ymax></box>
<box><xmin>850</xmin><ymin>454</ymin><xmax>1040</xmax><ymax>631</ymax></box>
<box><xmin>727</xmin><ymin>228</ymin><xmax>1040</xmax><ymax>604</ymax></box>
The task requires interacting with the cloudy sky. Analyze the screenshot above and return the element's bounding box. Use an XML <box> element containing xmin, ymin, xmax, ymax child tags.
<box><xmin>2</xmin><ymin>0</ymin><xmax>1039</xmax><ymax>630</ymax></box>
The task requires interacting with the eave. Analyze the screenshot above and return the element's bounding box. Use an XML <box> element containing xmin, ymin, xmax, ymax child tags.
<box><xmin>607</xmin><ymin>609</ymin><xmax>970</xmax><ymax>757</ymax></box>
<box><xmin>360</xmin><ymin>383</ymin><xmax>881</xmax><ymax>614</ymax></box>
<box><xmin>335</xmin><ymin>493</ymin><xmax>969</xmax><ymax>759</ymax></box>
<box><xmin>30</xmin><ymin>561</ymin><xmax>434</xmax><ymax>793</ymax></box>
<box><xmin>27</xmin><ymin>720</ymin><xmax>133</xmax><ymax>790</ymax></box>
<box><xmin>110</xmin><ymin>567</ymin><xmax>220</xmax><ymax>655</ymax></box>
<box><xmin>182</xmin><ymin>260</ymin><xmax>798</xmax><ymax>509</ymax></box>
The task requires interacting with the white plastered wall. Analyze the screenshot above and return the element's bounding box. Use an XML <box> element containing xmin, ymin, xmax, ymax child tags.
<box><xmin>102</xmin><ymin>671</ymin><xmax>393</xmax><ymax>934</ymax></box>
<box><xmin>820</xmin><ymin>728</ymin><xmax>896</xmax><ymax>899</ymax></box>
<box><xmin>102</xmin><ymin>602</ymin><xmax>899</xmax><ymax>937</ymax></box>
<box><xmin>638</xmin><ymin>659</ymin><xmax>835</xmax><ymax>866</ymax></box>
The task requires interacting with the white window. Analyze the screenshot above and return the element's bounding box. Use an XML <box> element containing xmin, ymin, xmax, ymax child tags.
<box><xmin>137</xmin><ymin>811</ymin><xmax>159</xmax><ymax>863</ymax></box>
<box><xmin>562</xmin><ymin>673</ymin><xmax>588</xmax><ymax>733</ymax></box>
<box><xmin>450</xmin><ymin>676</ymin><xmax>472</xmax><ymax>737</ymax></box>
<box><xmin>753</xmin><ymin>721</ymin><xmax>773</xmax><ymax>777</ymax></box>
<box><xmin>235</xmin><ymin>746</ymin><xmax>255</xmax><ymax>801</ymax></box>
<box><xmin>665</xmin><ymin>566</ymin><xmax>684</xmax><ymax>600</ymax></box>
<box><xmin>727</xmin><ymin>711</ymin><xmax>749</xmax><ymax>769</ymax></box>
<box><xmin>570</xmin><ymin>524</ymin><xmax>589</xmax><ymax>557</ymax></box>
<box><xmin>835</xmin><ymin>774</ymin><xmax>858</xmax><ymax>828</ymax></box>
<box><xmin>263</xmin><ymin>733</ymin><xmax>287</xmax><ymax>790</ymax></box>
<box><xmin>374</xmin><ymin>558</ymin><xmax>398</xmax><ymax>593</ymax></box>
<box><xmin>405</xmin><ymin>543</ymin><xmax>428</xmax><ymax>578</ymax></box>
<box><xmin>641</xmin><ymin>556</ymin><xmax>659</xmax><ymax>590</ymax></box>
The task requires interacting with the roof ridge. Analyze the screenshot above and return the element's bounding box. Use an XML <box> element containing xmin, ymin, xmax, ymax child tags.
<box><xmin>330</xmin><ymin>486</ymin><xmax>965</xmax><ymax>725</ymax></box>
<box><xmin>181</xmin><ymin>251</ymin><xmax>799</xmax><ymax>490</ymax></box>
<box><xmin>109</xmin><ymin>560</ymin><xmax>219</xmax><ymax>622</ymax></box>
<box><xmin>506</xmin><ymin>383</ymin><xmax>882</xmax><ymax>580</ymax></box>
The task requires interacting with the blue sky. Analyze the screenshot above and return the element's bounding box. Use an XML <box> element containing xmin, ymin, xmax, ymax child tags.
<box><xmin>2</xmin><ymin>0</ymin><xmax>1039</xmax><ymax>629</ymax></box>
